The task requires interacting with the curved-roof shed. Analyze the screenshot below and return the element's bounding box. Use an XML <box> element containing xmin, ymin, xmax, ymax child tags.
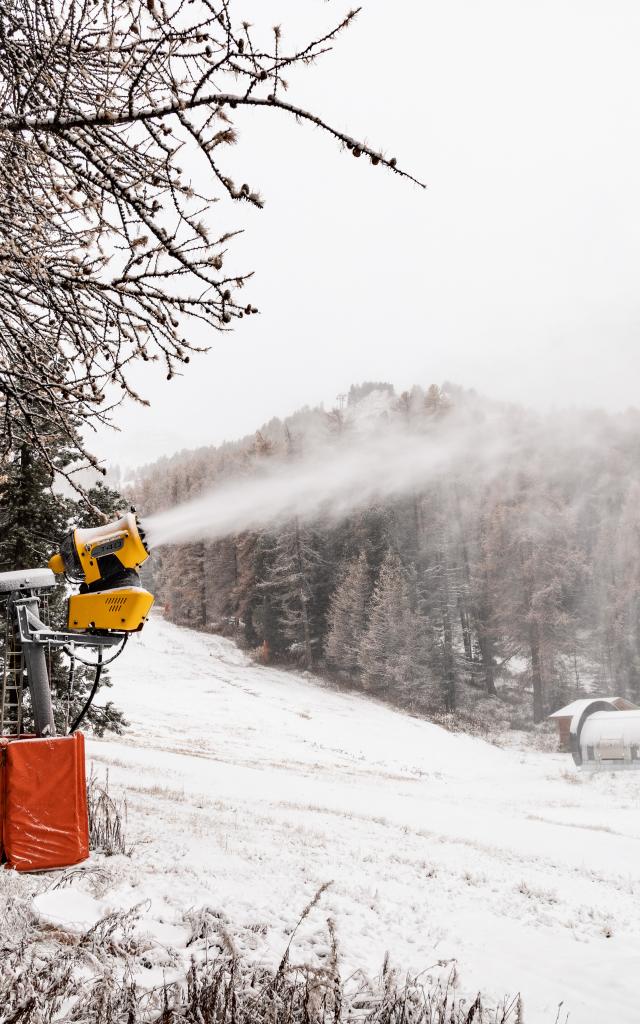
<box><xmin>549</xmin><ymin>697</ymin><xmax>636</xmax><ymax>719</ymax></box>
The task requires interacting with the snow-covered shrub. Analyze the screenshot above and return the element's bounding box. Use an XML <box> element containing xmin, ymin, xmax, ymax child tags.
<box><xmin>87</xmin><ymin>770</ymin><xmax>129</xmax><ymax>857</ymax></box>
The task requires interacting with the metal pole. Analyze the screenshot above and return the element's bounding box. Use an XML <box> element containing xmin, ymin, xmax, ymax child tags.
<box><xmin>15</xmin><ymin>600</ymin><xmax>56</xmax><ymax>737</ymax></box>
<box><xmin>21</xmin><ymin>641</ymin><xmax>56</xmax><ymax>737</ymax></box>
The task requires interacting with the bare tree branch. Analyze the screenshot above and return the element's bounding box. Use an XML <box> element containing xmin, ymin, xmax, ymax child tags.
<box><xmin>0</xmin><ymin>0</ymin><xmax>423</xmax><ymax>490</ymax></box>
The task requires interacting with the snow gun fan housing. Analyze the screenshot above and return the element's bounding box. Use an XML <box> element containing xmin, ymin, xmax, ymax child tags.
<box><xmin>48</xmin><ymin>512</ymin><xmax>154</xmax><ymax>632</ymax></box>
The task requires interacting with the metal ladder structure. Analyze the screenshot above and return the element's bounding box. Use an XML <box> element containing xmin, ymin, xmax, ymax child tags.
<box><xmin>0</xmin><ymin>605</ymin><xmax>24</xmax><ymax>735</ymax></box>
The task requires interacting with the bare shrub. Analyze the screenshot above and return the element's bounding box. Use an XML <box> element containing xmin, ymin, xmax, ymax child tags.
<box><xmin>0</xmin><ymin>871</ymin><xmax>38</xmax><ymax>957</ymax></box>
<box><xmin>87</xmin><ymin>769</ymin><xmax>129</xmax><ymax>857</ymax></box>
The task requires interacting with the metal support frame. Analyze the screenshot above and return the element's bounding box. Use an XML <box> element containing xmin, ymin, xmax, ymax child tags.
<box><xmin>5</xmin><ymin>589</ymin><xmax>124</xmax><ymax>738</ymax></box>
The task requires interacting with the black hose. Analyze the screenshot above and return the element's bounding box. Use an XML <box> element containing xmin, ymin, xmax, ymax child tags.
<box><xmin>66</xmin><ymin>635</ymin><xmax>128</xmax><ymax>734</ymax></box>
<box><xmin>63</xmin><ymin>633</ymin><xmax>128</xmax><ymax>668</ymax></box>
<box><xmin>69</xmin><ymin>650</ymin><xmax>103</xmax><ymax>734</ymax></box>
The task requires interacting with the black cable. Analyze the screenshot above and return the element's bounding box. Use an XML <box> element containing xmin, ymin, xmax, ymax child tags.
<box><xmin>66</xmin><ymin>635</ymin><xmax>128</xmax><ymax>734</ymax></box>
<box><xmin>69</xmin><ymin>650</ymin><xmax>103</xmax><ymax>734</ymax></box>
<box><xmin>63</xmin><ymin>633</ymin><xmax>128</xmax><ymax>667</ymax></box>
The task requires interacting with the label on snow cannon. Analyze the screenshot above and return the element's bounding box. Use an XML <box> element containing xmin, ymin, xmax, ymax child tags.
<box><xmin>0</xmin><ymin>733</ymin><xmax>89</xmax><ymax>871</ymax></box>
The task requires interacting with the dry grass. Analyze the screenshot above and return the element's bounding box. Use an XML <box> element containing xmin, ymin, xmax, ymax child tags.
<box><xmin>0</xmin><ymin>943</ymin><xmax>523</xmax><ymax>1024</ymax></box>
<box><xmin>0</xmin><ymin>883</ymin><xmax>526</xmax><ymax>1024</ymax></box>
<box><xmin>87</xmin><ymin>769</ymin><xmax>130</xmax><ymax>857</ymax></box>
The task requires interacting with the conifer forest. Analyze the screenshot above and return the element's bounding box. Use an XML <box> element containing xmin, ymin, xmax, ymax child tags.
<box><xmin>131</xmin><ymin>382</ymin><xmax>640</xmax><ymax>729</ymax></box>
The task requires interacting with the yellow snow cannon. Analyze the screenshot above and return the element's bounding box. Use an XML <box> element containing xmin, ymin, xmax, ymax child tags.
<box><xmin>48</xmin><ymin>511</ymin><xmax>154</xmax><ymax>633</ymax></box>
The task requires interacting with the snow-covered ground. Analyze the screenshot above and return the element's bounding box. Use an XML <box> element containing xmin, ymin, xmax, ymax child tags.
<box><xmin>38</xmin><ymin>614</ymin><xmax>640</xmax><ymax>1021</ymax></box>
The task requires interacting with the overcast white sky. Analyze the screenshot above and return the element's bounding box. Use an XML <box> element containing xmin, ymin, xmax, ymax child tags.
<box><xmin>94</xmin><ymin>0</ymin><xmax>640</xmax><ymax>471</ymax></box>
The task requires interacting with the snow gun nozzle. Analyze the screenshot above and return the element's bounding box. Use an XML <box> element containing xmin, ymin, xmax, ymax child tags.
<box><xmin>136</xmin><ymin>516</ymin><xmax>150</xmax><ymax>555</ymax></box>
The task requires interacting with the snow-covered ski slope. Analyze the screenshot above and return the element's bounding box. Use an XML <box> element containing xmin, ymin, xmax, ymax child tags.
<box><xmin>86</xmin><ymin>614</ymin><xmax>640</xmax><ymax>1023</ymax></box>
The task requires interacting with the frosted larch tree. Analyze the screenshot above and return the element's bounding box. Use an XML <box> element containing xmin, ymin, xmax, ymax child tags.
<box><xmin>325</xmin><ymin>551</ymin><xmax>372</xmax><ymax>680</ymax></box>
<box><xmin>358</xmin><ymin>550</ymin><xmax>421</xmax><ymax>698</ymax></box>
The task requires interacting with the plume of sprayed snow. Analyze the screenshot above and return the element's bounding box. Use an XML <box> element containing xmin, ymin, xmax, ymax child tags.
<box><xmin>144</xmin><ymin>411</ymin><xmax>508</xmax><ymax>548</ymax></box>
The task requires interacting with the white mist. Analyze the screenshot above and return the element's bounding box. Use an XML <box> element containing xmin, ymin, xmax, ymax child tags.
<box><xmin>144</xmin><ymin>416</ymin><xmax>506</xmax><ymax>547</ymax></box>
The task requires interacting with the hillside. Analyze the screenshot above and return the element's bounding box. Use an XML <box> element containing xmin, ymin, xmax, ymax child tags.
<box><xmin>11</xmin><ymin>612</ymin><xmax>640</xmax><ymax>1023</ymax></box>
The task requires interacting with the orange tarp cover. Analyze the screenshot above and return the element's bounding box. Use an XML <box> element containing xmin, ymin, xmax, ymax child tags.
<box><xmin>0</xmin><ymin>733</ymin><xmax>89</xmax><ymax>871</ymax></box>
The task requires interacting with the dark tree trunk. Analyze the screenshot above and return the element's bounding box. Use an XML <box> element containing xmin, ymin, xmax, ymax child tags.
<box><xmin>200</xmin><ymin>543</ymin><xmax>208</xmax><ymax>627</ymax></box>
<box><xmin>530</xmin><ymin>623</ymin><xmax>544</xmax><ymax>723</ymax></box>
<box><xmin>442</xmin><ymin>600</ymin><xmax>456</xmax><ymax>711</ymax></box>
<box><xmin>458</xmin><ymin>594</ymin><xmax>474</xmax><ymax>662</ymax></box>
<box><xmin>478</xmin><ymin>630</ymin><xmax>497</xmax><ymax>696</ymax></box>
<box><xmin>294</xmin><ymin>519</ymin><xmax>313</xmax><ymax>670</ymax></box>
<box><xmin>440</xmin><ymin>550</ymin><xmax>456</xmax><ymax>711</ymax></box>
<box><xmin>14</xmin><ymin>445</ymin><xmax>31</xmax><ymax>569</ymax></box>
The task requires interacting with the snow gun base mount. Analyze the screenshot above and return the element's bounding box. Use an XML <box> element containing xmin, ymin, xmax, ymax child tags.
<box><xmin>0</xmin><ymin>513</ymin><xmax>154</xmax><ymax>739</ymax></box>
